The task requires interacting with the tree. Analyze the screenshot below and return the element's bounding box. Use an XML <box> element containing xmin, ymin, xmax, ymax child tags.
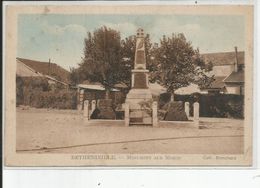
<box><xmin>77</xmin><ymin>26</ymin><xmax>123</xmax><ymax>98</ymax></box>
<box><xmin>69</xmin><ymin>67</ymin><xmax>78</xmax><ymax>86</ymax></box>
<box><xmin>120</xmin><ymin>35</ymin><xmax>136</xmax><ymax>88</ymax></box>
<box><xmin>192</xmin><ymin>50</ymin><xmax>215</xmax><ymax>89</ymax></box>
<box><xmin>155</xmin><ymin>33</ymin><xmax>213</xmax><ymax>100</ymax></box>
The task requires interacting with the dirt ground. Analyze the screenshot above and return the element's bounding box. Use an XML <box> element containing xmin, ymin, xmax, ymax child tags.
<box><xmin>16</xmin><ymin>108</ymin><xmax>244</xmax><ymax>154</ymax></box>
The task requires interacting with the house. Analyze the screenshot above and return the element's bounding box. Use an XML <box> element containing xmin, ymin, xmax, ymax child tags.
<box><xmin>223</xmin><ymin>67</ymin><xmax>244</xmax><ymax>95</ymax></box>
<box><xmin>201</xmin><ymin>47</ymin><xmax>245</xmax><ymax>95</ymax></box>
<box><xmin>16</xmin><ymin>57</ymin><xmax>70</xmax><ymax>87</ymax></box>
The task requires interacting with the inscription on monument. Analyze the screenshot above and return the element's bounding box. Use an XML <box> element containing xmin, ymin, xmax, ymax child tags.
<box><xmin>133</xmin><ymin>73</ymin><xmax>148</xmax><ymax>89</ymax></box>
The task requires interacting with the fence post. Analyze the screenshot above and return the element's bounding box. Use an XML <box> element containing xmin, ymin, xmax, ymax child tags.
<box><xmin>193</xmin><ymin>102</ymin><xmax>199</xmax><ymax>127</ymax></box>
<box><xmin>90</xmin><ymin>100</ymin><xmax>96</xmax><ymax>118</ymax></box>
<box><xmin>78</xmin><ymin>89</ymin><xmax>84</xmax><ymax>110</ymax></box>
<box><xmin>124</xmin><ymin>103</ymin><xmax>129</xmax><ymax>127</ymax></box>
<box><xmin>83</xmin><ymin>100</ymin><xmax>89</xmax><ymax>123</ymax></box>
<box><xmin>152</xmin><ymin>101</ymin><xmax>158</xmax><ymax>127</ymax></box>
<box><xmin>185</xmin><ymin>102</ymin><xmax>190</xmax><ymax>118</ymax></box>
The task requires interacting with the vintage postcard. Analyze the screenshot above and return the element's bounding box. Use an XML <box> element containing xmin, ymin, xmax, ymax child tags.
<box><xmin>4</xmin><ymin>4</ymin><xmax>254</xmax><ymax>166</ymax></box>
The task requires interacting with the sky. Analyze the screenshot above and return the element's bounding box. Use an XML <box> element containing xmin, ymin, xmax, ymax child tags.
<box><xmin>18</xmin><ymin>14</ymin><xmax>245</xmax><ymax>70</ymax></box>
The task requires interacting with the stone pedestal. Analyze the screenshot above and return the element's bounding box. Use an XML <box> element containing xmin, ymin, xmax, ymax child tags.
<box><xmin>125</xmin><ymin>90</ymin><xmax>152</xmax><ymax>124</ymax></box>
<box><xmin>163</xmin><ymin>101</ymin><xmax>188</xmax><ymax>121</ymax></box>
<box><xmin>96</xmin><ymin>99</ymin><xmax>116</xmax><ymax>119</ymax></box>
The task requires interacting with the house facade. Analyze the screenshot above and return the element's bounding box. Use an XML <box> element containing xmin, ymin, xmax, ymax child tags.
<box><xmin>201</xmin><ymin>47</ymin><xmax>245</xmax><ymax>95</ymax></box>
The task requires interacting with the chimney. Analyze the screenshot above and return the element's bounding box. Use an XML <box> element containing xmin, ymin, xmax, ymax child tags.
<box><xmin>234</xmin><ymin>46</ymin><xmax>238</xmax><ymax>72</ymax></box>
<box><xmin>48</xmin><ymin>58</ymin><xmax>51</xmax><ymax>75</ymax></box>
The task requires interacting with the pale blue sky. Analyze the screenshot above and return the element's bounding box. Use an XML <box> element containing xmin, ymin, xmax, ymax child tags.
<box><xmin>18</xmin><ymin>14</ymin><xmax>245</xmax><ymax>70</ymax></box>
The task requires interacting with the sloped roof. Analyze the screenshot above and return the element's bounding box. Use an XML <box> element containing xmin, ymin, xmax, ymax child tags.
<box><xmin>114</xmin><ymin>82</ymin><xmax>128</xmax><ymax>88</ymax></box>
<box><xmin>208</xmin><ymin>76</ymin><xmax>226</xmax><ymax>89</ymax></box>
<box><xmin>44</xmin><ymin>75</ymin><xmax>68</xmax><ymax>86</ymax></box>
<box><xmin>78</xmin><ymin>80</ymin><xmax>104</xmax><ymax>90</ymax></box>
<box><xmin>77</xmin><ymin>84</ymin><xmax>105</xmax><ymax>91</ymax></box>
<box><xmin>16</xmin><ymin>59</ymin><xmax>43</xmax><ymax>77</ymax></box>
<box><xmin>201</xmin><ymin>51</ymin><xmax>244</xmax><ymax>66</ymax></box>
<box><xmin>175</xmin><ymin>83</ymin><xmax>202</xmax><ymax>95</ymax></box>
<box><xmin>149</xmin><ymin>83</ymin><xmax>167</xmax><ymax>96</ymax></box>
<box><xmin>223</xmin><ymin>71</ymin><xmax>244</xmax><ymax>83</ymax></box>
<box><xmin>16</xmin><ymin>58</ymin><xmax>70</xmax><ymax>83</ymax></box>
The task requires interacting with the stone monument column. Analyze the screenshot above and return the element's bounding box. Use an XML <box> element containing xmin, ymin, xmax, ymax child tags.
<box><xmin>132</xmin><ymin>28</ymin><xmax>149</xmax><ymax>89</ymax></box>
<box><xmin>125</xmin><ymin>28</ymin><xmax>153</xmax><ymax>125</ymax></box>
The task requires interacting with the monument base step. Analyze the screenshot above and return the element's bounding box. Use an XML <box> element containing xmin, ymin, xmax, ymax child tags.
<box><xmin>129</xmin><ymin>122</ymin><xmax>152</xmax><ymax>126</ymax></box>
<box><xmin>126</xmin><ymin>89</ymin><xmax>152</xmax><ymax>100</ymax></box>
<box><xmin>130</xmin><ymin>117</ymin><xmax>152</xmax><ymax>124</ymax></box>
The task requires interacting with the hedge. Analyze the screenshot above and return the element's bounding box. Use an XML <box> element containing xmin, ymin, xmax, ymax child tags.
<box><xmin>16</xmin><ymin>76</ymin><xmax>77</xmax><ymax>109</ymax></box>
<box><xmin>159</xmin><ymin>93</ymin><xmax>244</xmax><ymax>119</ymax></box>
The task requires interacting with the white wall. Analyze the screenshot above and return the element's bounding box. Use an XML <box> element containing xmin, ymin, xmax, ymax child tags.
<box><xmin>225</xmin><ymin>85</ymin><xmax>241</xmax><ymax>95</ymax></box>
<box><xmin>212</xmin><ymin>65</ymin><xmax>234</xmax><ymax>77</ymax></box>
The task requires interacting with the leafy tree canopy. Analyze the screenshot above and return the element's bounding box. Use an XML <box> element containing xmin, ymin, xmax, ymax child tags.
<box><xmin>70</xmin><ymin>27</ymin><xmax>213</xmax><ymax>99</ymax></box>
<box><xmin>153</xmin><ymin>33</ymin><xmax>214</xmax><ymax>97</ymax></box>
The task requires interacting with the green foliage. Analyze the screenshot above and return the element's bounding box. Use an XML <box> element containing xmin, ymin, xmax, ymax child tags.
<box><xmin>16</xmin><ymin>76</ymin><xmax>50</xmax><ymax>103</ymax></box>
<box><xmin>138</xmin><ymin>99</ymin><xmax>153</xmax><ymax>114</ymax></box>
<box><xmin>71</xmin><ymin>29</ymin><xmax>154</xmax><ymax>89</ymax></box>
<box><xmin>155</xmin><ymin>34</ymin><xmax>195</xmax><ymax>92</ymax></box>
<box><xmin>16</xmin><ymin>76</ymin><xmax>25</xmax><ymax>105</ymax></box>
<box><xmin>71</xmin><ymin>28</ymin><xmax>213</xmax><ymax>98</ymax></box>
<box><xmin>28</xmin><ymin>90</ymin><xmax>77</xmax><ymax>109</ymax></box>
<box><xmin>174</xmin><ymin>94</ymin><xmax>244</xmax><ymax>119</ymax></box>
<box><xmin>77</xmin><ymin>26</ymin><xmax>123</xmax><ymax>89</ymax></box>
<box><xmin>205</xmin><ymin>61</ymin><xmax>213</xmax><ymax>72</ymax></box>
<box><xmin>154</xmin><ymin>33</ymin><xmax>213</xmax><ymax>94</ymax></box>
<box><xmin>16</xmin><ymin>76</ymin><xmax>77</xmax><ymax>109</ymax></box>
<box><xmin>69</xmin><ymin>67</ymin><xmax>80</xmax><ymax>86</ymax></box>
<box><xmin>120</xmin><ymin>36</ymin><xmax>136</xmax><ymax>88</ymax></box>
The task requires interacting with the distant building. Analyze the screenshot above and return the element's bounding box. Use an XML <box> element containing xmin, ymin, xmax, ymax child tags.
<box><xmin>16</xmin><ymin>57</ymin><xmax>70</xmax><ymax>87</ymax></box>
<box><xmin>223</xmin><ymin>68</ymin><xmax>244</xmax><ymax>95</ymax></box>
<box><xmin>201</xmin><ymin>47</ymin><xmax>245</xmax><ymax>95</ymax></box>
<box><xmin>17</xmin><ymin>58</ymin><xmax>43</xmax><ymax>77</ymax></box>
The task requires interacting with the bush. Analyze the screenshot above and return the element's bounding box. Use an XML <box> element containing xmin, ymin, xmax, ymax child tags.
<box><xmin>159</xmin><ymin>92</ymin><xmax>244</xmax><ymax>119</ymax></box>
<box><xmin>16</xmin><ymin>76</ymin><xmax>24</xmax><ymax>106</ymax></box>
<box><xmin>28</xmin><ymin>90</ymin><xmax>77</xmax><ymax>109</ymax></box>
<box><xmin>196</xmin><ymin>94</ymin><xmax>244</xmax><ymax>119</ymax></box>
<box><xmin>16</xmin><ymin>76</ymin><xmax>77</xmax><ymax>109</ymax></box>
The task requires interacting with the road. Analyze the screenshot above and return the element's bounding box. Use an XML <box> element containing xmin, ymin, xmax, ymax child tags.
<box><xmin>16</xmin><ymin>108</ymin><xmax>244</xmax><ymax>154</ymax></box>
